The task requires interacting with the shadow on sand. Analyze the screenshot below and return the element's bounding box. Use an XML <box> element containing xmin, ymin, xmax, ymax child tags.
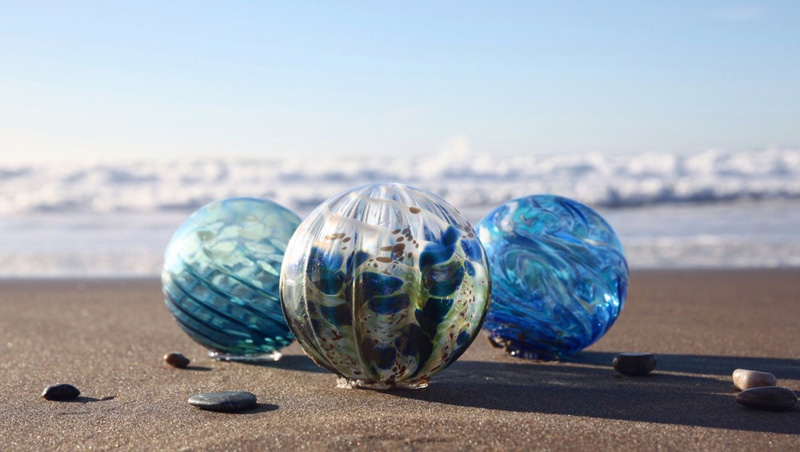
<box><xmin>61</xmin><ymin>395</ymin><xmax>116</xmax><ymax>403</ymax></box>
<box><xmin>566</xmin><ymin>351</ymin><xmax>800</xmax><ymax>380</ymax></box>
<box><xmin>240</xmin><ymin>354</ymin><xmax>328</xmax><ymax>373</ymax></box>
<box><xmin>230</xmin><ymin>403</ymin><xmax>279</xmax><ymax>415</ymax></box>
<box><xmin>389</xmin><ymin>352</ymin><xmax>800</xmax><ymax>435</ymax></box>
<box><xmin>191</xmin><ymin>403</ymin><xmax>279</xmax><ymax>416</ymax></box>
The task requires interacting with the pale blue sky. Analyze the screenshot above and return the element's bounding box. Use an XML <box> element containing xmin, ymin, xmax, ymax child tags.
<box><xmin>1</xmin><ymin>1</ymin><xmax>798</xmax><ymax>161</ymax></box>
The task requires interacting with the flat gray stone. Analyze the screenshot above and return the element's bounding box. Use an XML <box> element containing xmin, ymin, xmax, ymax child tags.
<box><xmin>732</xmin><ymin>368</ymin><xmax>777</xmax><ymax>391</ymax></box>
<box><xmin>42</xmin><ymin>383</ymin><xmax>80</xmax><ymax>400</ymax></box>
<box><xmin>188</xmin><ymin>391</ymin><xmax>257</xmax><ymax>412</ymax></box>
<box><xmin>613</xmin><ymin>353</ymin><xmax>657</xmax><ymax>376</ymax></box>
<box><xmin>736</xmin><ymin>386</ymin><xmax>798</xmax><ymax>411</ymax></box>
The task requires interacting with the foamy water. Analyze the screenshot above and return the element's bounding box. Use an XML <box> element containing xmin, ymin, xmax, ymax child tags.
<box><xmin>2</xmin><ymin>148</ymin><xmax>799</xmax><ymax>276</ymax></box>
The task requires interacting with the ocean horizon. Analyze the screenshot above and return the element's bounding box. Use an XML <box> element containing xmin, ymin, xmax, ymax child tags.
<box><xmin>2</xmin><ymin>147</ymin><xmax>799</xmax><ymax>277</ymax></box>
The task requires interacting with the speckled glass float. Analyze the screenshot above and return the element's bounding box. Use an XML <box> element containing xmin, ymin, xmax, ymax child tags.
<box><xmin>280</xmin><ymin>183</ymin><xmax>491</xmax><ymax>389</ymax></box>
<box><xmin>476</xmin><ymin>195</ymin><xmax>628</xmax><ymax>360</ymax></box>
<box><xmin>162</xmin><ymin>197</ymin><xmax>300</xmax><ymax>362</ymax></box>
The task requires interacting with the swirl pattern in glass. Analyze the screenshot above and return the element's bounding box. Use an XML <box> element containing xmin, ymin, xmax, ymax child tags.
<box><xmin>162</xmin><ymin>197</ymin><xmax>300</xmax><ymax>361</ymax></box>
<box><xmin>280</xmin><ymin>183</ymin><xmax>491</xmax><ymax>389</ymax></box>
<box><xmin>476</xmin><ymin>195</ymin><xmax>628</xmax><ymax>360</ymax></box>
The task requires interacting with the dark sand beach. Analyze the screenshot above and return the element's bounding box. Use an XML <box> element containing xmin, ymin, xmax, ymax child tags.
<box><xmin>2</xmin><ymin>269</ymin><xmax>799</xmax><ymax>451</ymax></box>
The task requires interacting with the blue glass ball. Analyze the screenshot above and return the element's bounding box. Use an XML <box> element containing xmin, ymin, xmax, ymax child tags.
<box><xmin>476</xmin><ymin>195</ymin><xmax>628</xmax><ymax>360</ymax></box>
<box><xmin>162</xmin><ymin>197</ymin><xmax>300</xmax><ymax>361</ymax></box>
<box><xmin>280</xmin><ymin>183</ymin><xmax>491</xmax><ymax>389</ymax></box>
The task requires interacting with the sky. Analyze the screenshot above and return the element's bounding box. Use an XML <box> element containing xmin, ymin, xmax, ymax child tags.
<box><xmin>1</xmin><ymin>1</ymin><xmax>799</xmax><ymax>162</ymax></box>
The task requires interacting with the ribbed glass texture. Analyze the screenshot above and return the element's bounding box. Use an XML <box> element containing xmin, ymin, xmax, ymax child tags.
<box><xmin>280</xmin><ymin>183</ymin><xmax>491</xmax><ymax>389</ymax></box>
<box><xmin>162</xmin><ymin>197</ymin><xmax>300</xmax><ymax>359</ymax></box>
<box><xmin>477</xmin><ymin>195</ymin><xmax>628</xmax><ymax>360</ymax></box>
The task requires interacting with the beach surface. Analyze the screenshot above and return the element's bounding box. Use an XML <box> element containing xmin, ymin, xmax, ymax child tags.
<box><xmin>2</xmin><ymin>269</ymin><xmax>799</xmax><ymax>451</ymax></box>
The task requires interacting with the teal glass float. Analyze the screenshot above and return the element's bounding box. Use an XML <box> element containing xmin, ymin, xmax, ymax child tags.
<box><xmin>476</xmin><ymin>195</ymin><xmax>628</xmax><ymax>360</ymax></box>
<box><xmin>162</xmin><ymin>197</ymin><xmax>301</xmax><ymax>362</ymax></box>
<box><xmin>280</xmin><ymin>183</ymin><xmax>491</xmax><ymax>389</ymax></box>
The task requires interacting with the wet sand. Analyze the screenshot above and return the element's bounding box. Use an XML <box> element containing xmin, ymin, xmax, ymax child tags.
<box><xmin>2</xmin><ymin>269</ymin><xmax>799</xmax><ymax>451</ymax></box>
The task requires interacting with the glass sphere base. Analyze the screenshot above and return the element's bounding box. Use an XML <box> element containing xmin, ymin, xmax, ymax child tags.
<box><xmin>486</xmin><ymin>335</ymin><xmax>562</xmax><ymax>361</ymax></box>
<box><xmin>208</xmin><ymin>350</ymin><xmax>283</xmax><ymax>362</ymax></box>
<box><xmin>336</xmin><ymin>377</ymin><xmax>430</xmax><ymax>390</ymax></box>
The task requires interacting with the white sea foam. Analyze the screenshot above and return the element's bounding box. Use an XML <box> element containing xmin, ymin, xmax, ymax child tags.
<box><xmin>1</xmin><ymin>148</ymin><xmax>799</xmax><ymax>276</ymax></box>
<box><xmin>1</xmin><ymin>147</ymin><xmax>799</xmax><ymax>215</ymax></box>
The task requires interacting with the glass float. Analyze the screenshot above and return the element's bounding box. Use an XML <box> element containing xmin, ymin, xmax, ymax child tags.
<box><xmin>280</xmin><ymin>183</ymin><xmax>491</xmax><ymax>389</ymax></box>
<box><xmin>162</xmin><ymin>197</ymin><xmax>300</xmax><ymax>362</ymax></box>
<box><xmin>476</xmin><ymin>195</ymin><xmax>628</xmax><ymax>360</ymax></box>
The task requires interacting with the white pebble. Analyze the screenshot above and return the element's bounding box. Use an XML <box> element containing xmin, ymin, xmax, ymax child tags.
<box><xmin>732</xmin><ymin>369</ymin><xmax>777</xmax><ymax>391</ymax></box>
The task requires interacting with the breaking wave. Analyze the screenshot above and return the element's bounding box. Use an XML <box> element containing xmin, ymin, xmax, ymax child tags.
<box><xmin>2</xmin><ymin>147</ymin><xmax>799</xmax><ymax>216</ymax></box>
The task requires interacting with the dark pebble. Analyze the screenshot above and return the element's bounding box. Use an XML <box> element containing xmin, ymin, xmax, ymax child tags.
<box><xmin>164</xmin><ymin>352</ymin><xmax>191</xmax><ymax>368</ymax></box>
<box><xmin>42</xmin><ymin>383</ymin><xmax>80</xmax><ymax>400</ymax></box>
<box><xmin>188</xmin><ymin>391</ymin><xmax>257</xmax><ymax>412</ymax></box>
<box><xmin>613</xmin><ymin>353</ymin><xmax>657</xmax><ymax>376</ymax></box>
<box><xmin>736</xmin><ymin>386</ymin><xmax>798</xmax><ymax>411</ymax></box>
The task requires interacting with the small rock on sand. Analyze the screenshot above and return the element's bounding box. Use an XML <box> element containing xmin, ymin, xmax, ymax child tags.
<box><xmin>164</xmin><ymin>352</ymin><xmax>191</xmax><ymax>368</ymax></box>
<box><xmin>42</xmin><ymin>383</ymin><xmax>80</xmax><ymax>400</ymax></box>
<box><xmin>188</xmin><ymin>391</ymin><xmax>258</xmax><ymax>412</ymax></box>
<box><xmin>736</xmin><ymin>386</ymin><xmax>797</xmax><ymax>411</ymax></box>
<box><xmin>732</xmin><ymin>369</ymin><xmax>777</xmax><ymax>391</ymax></box>
<box><xmin>613</xmin><ymin>353</ymin><xmax>657</xmax><ymax>376</ymax></box>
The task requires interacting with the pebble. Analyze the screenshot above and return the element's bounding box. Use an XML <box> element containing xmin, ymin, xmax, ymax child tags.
<box><xmin>613</xmin><ymin>353</ymin><xmax>657</xmax><ymax>376</ymax></box>
<box><xmin>732</xmin><ymin>369</ymin><xmax>777</xmax><ymax>391</ymax></box>
<box><xmin>736</xmin><ymin>386</ymin><xmax>798</xmax><ymax>411</ymax></box>
<box><xmin>164</xmin><ymin>352</ymin><xmax>191</xmax><ymax>368</ymax></box>
<box><xmin>188</xmin><ymin>391</ymin><xmax>257</xmax><ymax>412</ymax></box>
<box><xmin>42</xmin><ymin>383</ymin><xmax>80</xmax><ymax>400</ymax></box>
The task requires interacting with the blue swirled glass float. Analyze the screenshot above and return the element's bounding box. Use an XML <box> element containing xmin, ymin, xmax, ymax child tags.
<box><xmin>280</xmin><ymin>183</ymin><xmax>491</xmax><ymax>389</ymax></box>
<box><xmin>476</xmin><ymin>195</ymin><xmax>628</xmax><ymax>360</ymax></box>
<box><xmin>162</xmin><ymin>197</ymin><xmax>301</xmax><ymax>361</ymax></box>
